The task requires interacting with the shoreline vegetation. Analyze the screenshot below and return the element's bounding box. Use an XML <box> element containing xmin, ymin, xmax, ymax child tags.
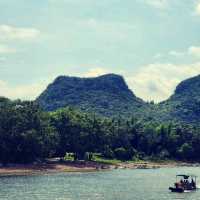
<box><xmin>0</xmin><ymin>158</ymin><xmax>199</xmax><ymax>176</ymax></box>
<box><xmin>1</xmin><ymin>98</ymin><xmax>200</xmax><ymax>173</ymax></box>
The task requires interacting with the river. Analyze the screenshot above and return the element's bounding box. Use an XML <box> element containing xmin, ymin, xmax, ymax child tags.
<box><xmin>0</xmin><ymin>167</ymin><xmax>200</xmax><ymax>200</ymax></box>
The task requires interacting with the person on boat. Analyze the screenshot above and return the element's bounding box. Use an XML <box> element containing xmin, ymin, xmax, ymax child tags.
<box><xmin>180</xmin><ymin>179</ymin><xmax>183</xmax><ymax>186</ymax></box>
<box><xmin>175</xmin><ymin>180</ymin><xmax>183</xmax><ymax>189</ymax></box>
<box><xmin>183</xmin><ymin>179</ymin><xmax>187</xmax><ymax>187</ymax></box>
<box><xmin>191</xmin><ymin>178</ymin><xmax>196</xmax><ymax>188</ymax></box>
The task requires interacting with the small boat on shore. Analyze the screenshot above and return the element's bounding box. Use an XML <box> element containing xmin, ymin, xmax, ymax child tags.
<box><xmin>169</xmin><ymin>174</ymin><xmax>197</xmax><ymax>193</ymax></box>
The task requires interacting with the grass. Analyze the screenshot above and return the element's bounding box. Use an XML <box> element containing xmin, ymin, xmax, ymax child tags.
<box><xmin>63</xmin><ymin>168</ymin><xmax>97</xmax><ymax>173</ymax></box>
<box><xmin>62</xmin><ymin>152</ymin><xmax>177</xmax><ymax>166</ymax></box>
<box><xmin>92</xmin><ymin>154</ymin><xmax>122</xmax><ymax>165</ymax></box>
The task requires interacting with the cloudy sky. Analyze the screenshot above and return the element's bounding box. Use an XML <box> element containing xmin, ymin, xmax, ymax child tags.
<box><xmin>0</xmin><ymin>0</ymin><xmax>200</xmax><ymax>102</ymax></box>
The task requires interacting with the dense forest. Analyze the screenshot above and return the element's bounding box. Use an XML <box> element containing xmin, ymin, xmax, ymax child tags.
<box><xmin>1</xmin><ymin>97</ymin><xmax>200</xmax><ymax>164</ymax></box>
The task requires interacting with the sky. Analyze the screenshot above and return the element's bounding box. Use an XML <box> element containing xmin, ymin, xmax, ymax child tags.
<box><xmin>0</xmin><ymin>0</ymin><xmax>200</xmax><ymax>102</ymax></box>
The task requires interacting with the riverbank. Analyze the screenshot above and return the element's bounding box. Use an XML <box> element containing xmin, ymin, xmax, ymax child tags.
<box><xmin>0</xmin><ymin>159</ymin><xmax>199</xmax><ymax>176</ymax></box>
<box><xmin>117</xmin><ymin>160</ymin><xmax>200</xmax><ymax>169</ymax></box>
<box><xmin>0</xmin><ymin>161</ymin><xmax>105</xmax><ymax>176</ymax></box>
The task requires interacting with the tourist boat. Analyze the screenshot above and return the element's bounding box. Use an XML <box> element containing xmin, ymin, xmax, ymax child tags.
<box><xmin>169</xmin><ymin>174</ymin><xmax>197</xmax><ymax>193</ymax></box>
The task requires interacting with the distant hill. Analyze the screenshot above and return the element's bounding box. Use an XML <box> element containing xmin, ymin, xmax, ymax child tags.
<box><xmin>36</xmin><ymin>74</ymin><xmax>148</xmax><ymax>117</ymax></box>
<box><xmin>156</xmin><ymin>74</ymin><xmax>200</xmax><ymax>124</ymax></box>
<box><xmin>36</xmin><ymin>73</ymin><xmax>200</xmax><ymax>124</ymax></box>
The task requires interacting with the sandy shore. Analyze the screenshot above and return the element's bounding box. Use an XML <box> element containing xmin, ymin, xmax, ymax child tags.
<box><xmin>117</xmin><ymin>161</ymin><xmax>200</xmax><ymax>169</ymax></box>
<box><xmin>0</xmin><ymin>160</ymin><xmax>198</xmax><ymax>176</ymax></box>
<box><xmin>0</xmin><ymin>161</ymin><xmax>106</xmax><ymax>176</ymax></box>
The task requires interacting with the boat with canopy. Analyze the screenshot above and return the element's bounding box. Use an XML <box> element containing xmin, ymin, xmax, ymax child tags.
<box><xmin>169</xmin><ymin>174</ymin><xmax>197</xmax><ymax>193</ymax></box>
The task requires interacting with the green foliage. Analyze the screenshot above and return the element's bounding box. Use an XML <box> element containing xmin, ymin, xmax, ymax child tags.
<box><xmin>1</xmin><ymin>96</ymin><xmax>200</xmax><ymax>164</ymax></box>
<box><xmin>64</xmin><ymin>153</ymin><xmax>75</xmax><ymax>161</ymax></box>
<box><xmin>177</xmin><ymin>143</ymin><xmax>194</xmax><ymax>160</ymax></box>
<box><xmin>92</xmin><ymin>153</ymin><xmax>122</xmax><ymax>165</ymax></box>
<box><xmin>36</xmin><ymin>73</ymin><xmax>200</xmax><ymax>125</ymax></box>
<box><xmin>36</xmin><ymin>74</ymin><xmax>147</xmax><ymax>118</ymax></box>
<box><xmin>103</xmin><ymin>145</ymin><xmax>114</xmax><ymax>159</ymax></box>
<box><xmin>114</xmin><ymin>147</ymin><xmax>128</xmax><ymax>161</ymax></box>
<box><xmin>0</xmin><ymin>99</ymin><xmax>58</xmax><ymax>164</ymax></box>
<box><xmin>158</xmin><ymin>149</ymin><xmax>170</xmax><ymax>160</ymax></box>
<box><xmin>3</xmin><ymin>73</ymin><xmax>200</xmax><ymax>164</ymax></box>
<box><xmin>152</xmin><ymin>74</ymin><xmax>200</xmax><ymax>124</ymax></box>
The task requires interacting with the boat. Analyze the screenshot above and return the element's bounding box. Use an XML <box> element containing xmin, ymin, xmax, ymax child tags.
<box><xmin>169</xmin><ymin>174</ymin><xmax>197</xmax><ymax>193</ymax></box>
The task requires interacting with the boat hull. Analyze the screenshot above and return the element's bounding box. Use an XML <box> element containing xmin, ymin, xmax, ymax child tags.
<box><xmin>169</xmin><ymin>187</ymin><xmax>184</xmax><ymax>193</ymax></box>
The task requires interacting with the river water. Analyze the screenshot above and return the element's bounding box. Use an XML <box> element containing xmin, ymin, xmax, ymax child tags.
<box><xmin>0</xmin><ymin>167</ymin><xmax>200</xmax><ymax>200</ymax></box>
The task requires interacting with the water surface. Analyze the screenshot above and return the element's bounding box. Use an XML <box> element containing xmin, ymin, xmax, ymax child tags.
<box><xmin>0</xmin><ymin>167</ymin><xmax>200</xmax><ymax>200</ymax></box>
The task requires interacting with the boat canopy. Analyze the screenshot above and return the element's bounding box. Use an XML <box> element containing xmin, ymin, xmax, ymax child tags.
<box><xmin>176</xmin><ymin>174</ymin><xmax>197</xmax><ymax>179</ymax></box>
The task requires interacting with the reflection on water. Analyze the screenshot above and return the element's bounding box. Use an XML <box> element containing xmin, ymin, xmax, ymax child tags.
<box><xmin>0</xmin><ymin>167</ymin><xmax>200</xmax><ymax>200</ymax></box>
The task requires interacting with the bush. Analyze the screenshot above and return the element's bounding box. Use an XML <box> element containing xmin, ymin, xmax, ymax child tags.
<box><xmin>114</xmin><ymin>147</ymin><xmax>128</xmax><ymax>161</ymax></box>
<box><xmin>103</xmin><ymin>146</ymin><xmax>114</xmax><ymax>159</ymax></box>
<box><xmin>113</xmin><ymin>147</ymin><xmax>137</xmax><ymax>161</ymax></box>
<box><xmin>177</xmin><ymin>143</ymin><xmax>194</xmax><ymax>160</ymax></box>
<box><xmin>158</xmin><ymin>149</ymin><xmax>170</xmax><ymax>160</ymax></box>
<box><xmin>64</xmin><ymin>153</ymin><xmax>74</xmax><ymax>161</ymax></box>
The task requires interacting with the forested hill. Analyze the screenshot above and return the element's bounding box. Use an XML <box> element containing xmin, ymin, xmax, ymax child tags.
<box><xmin>156</xmin><ymin>74</ymin><xmax>200</xmax><ymax>124</ymax></box>
<box><xmin>2</xmin><ymin>74</ymin><xmax>200</xmax><ymax>163</ymax></box>
<box><xmin>36</xmin><ymin>74</ymin><xmax>148</xmax><ymax>117</ymax></box>
<box><xmin>37</xmin><ymin>73</ymin><xmax>200</xmax><ymax>124</ymax></box>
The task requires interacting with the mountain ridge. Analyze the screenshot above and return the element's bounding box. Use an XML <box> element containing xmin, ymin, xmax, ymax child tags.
<box><xmin>36</xmin><ymin>73</ymin><xmax>148</xmax><ymax>117</ymax></box>
<box><xmin>36</xmin><ymin>73</ymin><xmax>200</xmax><ymax>124</ymax></box>
<box><xmin>156</xmin><ymin>74</ymin><xmax>200</xmax><ymax>124</ymax></box>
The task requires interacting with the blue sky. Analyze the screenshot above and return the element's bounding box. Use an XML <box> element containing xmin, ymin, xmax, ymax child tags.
<box><xmin>0</xmin><ymin>0</ymin><xmax>200</xmax><ymax>102</ymax></box>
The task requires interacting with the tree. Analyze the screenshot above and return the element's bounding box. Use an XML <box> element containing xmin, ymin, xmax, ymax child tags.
<box><xmin>177</xmin><ymin>143</ymin><xmax>194</xmax><ymax>160</ymax></box>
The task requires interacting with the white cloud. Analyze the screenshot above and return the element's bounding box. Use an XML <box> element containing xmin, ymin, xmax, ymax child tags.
<box><xmin>0</xmin><ymin>25</ymin><xmax>40</xmax><ymax>41</ymax></box>
<box><xmin>82</xmin><ymin>67</ymin><xmax>125</xmax><ymax>78</ymax></box>
<box><xmin>0</xmin><ymin>79</ymin><xmax>51</xmax><ymax>100</ymax></box>
<box><xmin>156</xmin><ymin>46</ymin><xmax>200</xmax><ymax>60</ymax></box>
<box><xmin>168</xmin><ymin>50</ymin><xmax>185</xmax><ymax>57</ymax></box>
<box><xmin>188</xmin><ymin>46</ymin><xmax>200</xmax><ymax>57</ymax></box>
<box><xmin>126</xmin><ymin>62</ymin><xmax>200</xmax><ymax>102</ymax></box>
<box><xmin>83</xmin><ymin>67</ymin><xmax>110</xmax><ymax>77</ymax></box>
<box><xmin>142</xmin><ymin>0</ymin><xmax>168</xmax><ymax>9</ymax></box>
<box><xmin>0</xmin><ymin>44</ymin><xmax>16</xmax><ymax>54</ymax></box>
<box><xmin>195</xmin><ymin>2</ymin><xmax>200</xmax><ymax>15</ymax></box>
<box><xmin>154</xmin><ymin>53</ymin><xmax>163</xmax><ymax>59</ymax></box>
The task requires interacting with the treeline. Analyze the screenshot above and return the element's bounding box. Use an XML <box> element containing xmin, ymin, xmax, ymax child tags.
<box><xmin>0</xmin><ymin>97</ymin><xmax>200</xmax><ymax>164</ymax></box>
